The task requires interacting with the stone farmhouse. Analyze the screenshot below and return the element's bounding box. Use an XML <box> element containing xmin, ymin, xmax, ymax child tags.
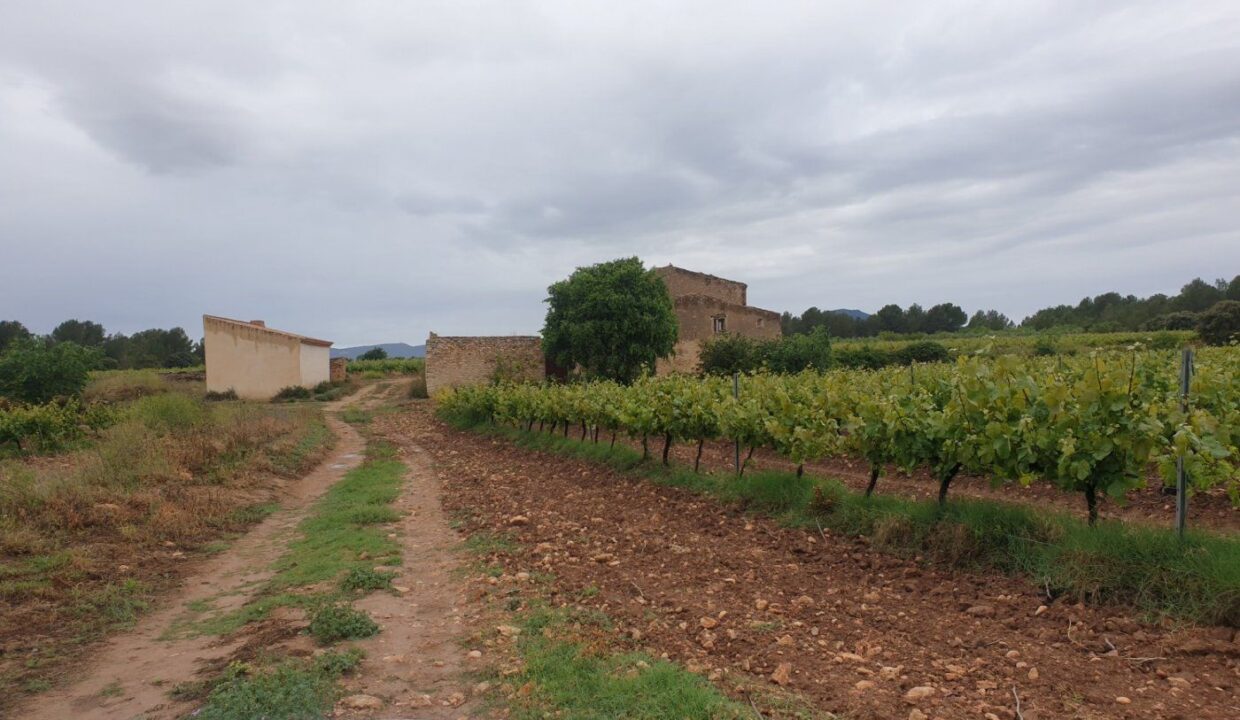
<box><xmin>423</xmin><ymin>265</ymin><xmax>779</xmax><ymax>393</ymax></box>
<box><xmin>204</xmin><ymin>315</ymin><xmax>333</xmax><ymax>399</ymax></box>
<box><xmin>653</xmin><ymin>265</ymin><xmax>782</xmax><ymax>374</ymax></box>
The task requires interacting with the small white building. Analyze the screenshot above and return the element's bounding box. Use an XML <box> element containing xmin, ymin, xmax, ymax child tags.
<box><xmin>204</xmin><ymin>315</ymin><xmax>333</xmax><ymax>399</ymax></box>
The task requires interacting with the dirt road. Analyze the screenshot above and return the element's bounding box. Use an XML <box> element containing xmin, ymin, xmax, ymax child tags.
<box><xmin>14</xmin><ymin>383</ymin><xmax>474</xmax><ymax>720</ymax></box>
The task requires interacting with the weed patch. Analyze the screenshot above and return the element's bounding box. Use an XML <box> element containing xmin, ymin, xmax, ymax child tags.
<box><xmin>308</xmin><ymin>605</ymin><xmax>379</xmax><ymax>644</ymax></box>
<box><xmin>506</xmin><ymin>608</ymin><xmax>748</xmax><ymax>720</ymax></box>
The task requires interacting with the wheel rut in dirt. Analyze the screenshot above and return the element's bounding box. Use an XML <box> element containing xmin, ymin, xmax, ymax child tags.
<box><xmin>379</xmin><ymin>403</ymin><xmax>1240</xmax><ymax>720</ymax></box>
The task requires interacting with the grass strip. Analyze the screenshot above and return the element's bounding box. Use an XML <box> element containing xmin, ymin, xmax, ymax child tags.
<box><xmin>449</xmin><ymin>416</ymin><xmax>1240</xmax><ymax>627</ymax></box>
<box><xmin>191</xmin><ymin>649</ymin><xmax>363</xmax><ymax>720</ymax></box>
<box><xmin>191</xmin><ymin>441</ymin><xmax>405</xmax><ymax>636</ymax></box>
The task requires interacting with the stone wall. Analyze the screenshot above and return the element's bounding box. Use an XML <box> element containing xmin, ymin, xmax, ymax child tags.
<box><xmin>654</xmin><ymin>265</ymin><xmax>747</xmax><ymax>306</ymax></box>
<box><xmin>329</xmin><ymin>357</ymin><xmax>348</xmax><ymax>383</ymax></box>
<box><xmin>424</xmin><ymin>334</ymin><xmax>545</xmax><ymax>395</ymax></box>
<box><xmin>671</xmin><ymin>295</ymin><xmax>781</xmax><ymax>343</ymax></box>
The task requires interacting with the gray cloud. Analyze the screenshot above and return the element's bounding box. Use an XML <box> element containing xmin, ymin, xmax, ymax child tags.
<box><xmin>1</xmin><ymin>1</ymin><xmax>1238</xmax><ymax>346</ymax></box>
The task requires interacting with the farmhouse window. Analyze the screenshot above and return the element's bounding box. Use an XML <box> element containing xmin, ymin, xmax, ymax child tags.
<box><xmin>713</xmin><ymin>315</ymin><xmax>727</xmax><ymax>333</ymax></box>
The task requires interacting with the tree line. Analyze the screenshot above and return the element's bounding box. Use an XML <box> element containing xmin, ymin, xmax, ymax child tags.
<box><xmin>783</xmin><ymin>275</ymin><xmax>1240</xmax><ymax>337</ymax></box>
<box><xmin>0</xmin><ymin>319</ymin><xmax>202</xmax><ymax>370</ymax></box>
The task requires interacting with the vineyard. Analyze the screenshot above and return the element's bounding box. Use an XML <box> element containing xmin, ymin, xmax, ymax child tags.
<box><xmin>439</xmin><ymin>346</ymin><xmax>1239</xmax><ymax>527</ymax></box>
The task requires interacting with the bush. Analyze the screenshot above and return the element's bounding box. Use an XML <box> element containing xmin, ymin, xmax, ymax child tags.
<box><xmin>893</xmin><ymin>341</ymin><xmax>950</xmax><ymax>365</ymax></box>
<box><xmin>272</xmin><ymin>386</ymin><xmax>313</xmax><ymax>402</ymax></box>
<box><xmin>308</xmin><ymin>604</ymin><xmax>379</xmax><ymax>644</ymax></box>
<box><xmin>205</xmin><ymin>389</ymin><xmax>239</xmax><ymax>401</ymax></box>
<box><xmin>1143</xmin><ymin>311</ymin><xmax>1199</xmax><ymax>331</ymax></box>
<box><xmin>0</xmin><ymin>340</ymin><xmax>98</xmax><ymax>403</ymax></box>
<box><xmin>832</xmin><ymin>345</ymin><xmax>893</xmax><ymax>370</ymax></box>
<box><xmin>765</xmin><ymin>328</ymin><xmax>832</xmax><ymax>373</ymax></box>
<box><xmin>0</xmin><ymin>401</ymin><xmax>84</xmax><ymax>453</ymax></box>
<box><xmin>358</xmin><ymin>347</ymin><xmax>388</xmax><ymax>361</ymax></box>
<box><xmin>698</xmin><ymin>334</ymin><xmax>764</xmax><ymax>375</ymax></box>
<box><xmin>1196</xmin><ymin>300</ymin><xmax>1240</xmax><ymax>346</ymax></box>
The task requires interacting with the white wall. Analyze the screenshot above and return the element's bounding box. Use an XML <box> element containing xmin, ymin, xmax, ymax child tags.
<box><xmin>299</xmin><ymin>343</ymin><xmax>331</xmax><ymax>388</ymax></box>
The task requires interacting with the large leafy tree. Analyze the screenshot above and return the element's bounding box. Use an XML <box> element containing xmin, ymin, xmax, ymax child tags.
<box><xmin>542</xmin><ymin>257</ymin><xmax>678</xmax><ymax>383</ymax></box>
<box><xmin>0</xmin><ymin>320</ymin><xmax>32</xmax><ymax>355</ymax></box>
<box><xmin>51</xmin><ymin>319</ymin><xmax>106</xmax><ymax>347</ymax></box>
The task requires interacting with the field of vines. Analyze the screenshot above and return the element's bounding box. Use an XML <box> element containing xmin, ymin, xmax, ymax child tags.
<box><xmin>440</xmin><ymin>347</ymin><xmax>1239</xmax><ymax>525</ymax></box>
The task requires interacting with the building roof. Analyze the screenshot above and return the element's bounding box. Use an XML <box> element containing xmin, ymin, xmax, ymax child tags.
<box><xmin>203</xmin><ymin>315</ymin><xmax>333</xmax><ymax>347</ymax></box>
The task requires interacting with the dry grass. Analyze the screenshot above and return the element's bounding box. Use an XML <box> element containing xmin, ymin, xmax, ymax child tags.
<box><xmin>0</xmin><ymin>378</ymin><xmax>334</xmax><ymax>707</ymax></box>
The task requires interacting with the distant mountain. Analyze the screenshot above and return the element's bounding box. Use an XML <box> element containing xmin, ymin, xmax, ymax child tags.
<box><xmin>331</xmin><ymin>343</ymin><xmax>425</xmax><ymax>359</ymax></box>
<box><xmin>829</xmin><ymin>308</ymin><xmax>870</xmax><ymax>320</ymax></box>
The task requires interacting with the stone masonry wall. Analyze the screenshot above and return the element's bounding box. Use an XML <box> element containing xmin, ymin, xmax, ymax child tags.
<box><xmin>654</xmin><ymin>265</ymin><xmax>747</xmax><ymax>306</ymax></box>
<box><xmin>329</xmin><ymin>357</ymin><xmax>348</xmax><ymax>383</ymax></box>
<box><xmin>424</xmin><ymin>334</ymin><xmax>545</xmax><ymax>396</ymax></box>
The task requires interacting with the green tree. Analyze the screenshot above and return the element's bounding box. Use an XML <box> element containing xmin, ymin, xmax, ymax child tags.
<box><xmin>0</xmin><ymin>339</ymin><xmax>98</xmax><ymax>403</ymax></box>
<box><xmin>1196</xmin><ymin>300</ymin><xmax>1240</xmax><ymax>346</ymax></box>
<box><xmin>359</xmin><ymin>347</ymin><xmax>388</xmax><ymax>361</ymax></box>
<box><xmin>924</xmin><ymin>303</ymin><xmax>967</xmax><ymax>333</ymax></box>
<box><xmin>542</xmin><ymin>257</ymin><xmax>678</xmax><ymax>383</ymax></box>
<box><xmin>0</xmin><ymin>320</ymin><xmax>32</xmax><ymax>355</ymax></box>
<box><xmin>51</xmin><ymin>319</ymin><xmax>105</xmax><ymax>347</ymax></box>
<box><xmin>873</xmin><ymin>304</ymin><xmax>906</xmax><ymax>333</ymax></box>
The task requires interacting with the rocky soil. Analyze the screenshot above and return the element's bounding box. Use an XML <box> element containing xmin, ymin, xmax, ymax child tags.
<box><xmin>379</xmin><ymin>404</ymin><xmax>1240</xmax><ymax>720</ymax></box>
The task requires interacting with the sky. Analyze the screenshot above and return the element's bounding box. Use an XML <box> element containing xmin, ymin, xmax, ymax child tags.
<box><xmin>2</xmin><ymin>1</ymin><xmax>1239</xmax><ymax>346</ymax></box>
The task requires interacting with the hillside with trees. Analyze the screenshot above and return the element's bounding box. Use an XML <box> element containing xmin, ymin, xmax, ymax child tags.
<box><xmin>783</xmin><ymin>275</ymin><xmax>1239</xmax><ymax>337</ymax></box>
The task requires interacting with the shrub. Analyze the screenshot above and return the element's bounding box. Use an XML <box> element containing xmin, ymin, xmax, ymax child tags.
<box><xmin>764</xmin><ymin>328</ymin><xmax>832</xmax><ymax>373</ymax></box>
<box><xmin>893</xmin><ymin>341</ymin><xmax>950</xmax><ymax>365</ymax></box>
<box><xmin>204</xmin><ymin>389</ymin><xmax>239</xmax><ymax>401</ymax></box>
<box><xmin>698</xmin><ymin>334</ymin><xmax>764</xmax><ymax>376</ymax></box>
<box><xmin>833</xmin><ymin>345</ymin><xmax>893</xmax><ymax>370</ymax></box>
<box><xmin>272</xmin><ymin>386</ymin><xmax>312</xmax><ymax>402</ymax></box>
<box><xmin>0</xmin><ymin>340</ymin><xmax>98</xmax><ymax>403</ymax></box>
<box><xmin>1143</xmin><ymin>311</ymin><xmax>1199</xmax><ymax>331</ymax></box>
<box><xmin>1032</xmin><ymin>336</ymin><xmax>1057</xmax><ymax>356</ymax></box>
<box><xmin>1196</xmin><ymin>300</ymin><xmax>1240</xmax><ymax>346</ymax></box>
<box><xmin>0</xmin><ymin>401</ymin><xmax>84</xmax><ymax>453</ymax></box>
<box><xmin>308</xmin><ymin>604</ymin><xmax>379</xmax><ymax>644</ymax></box>
<box><xmin>358</xmin><ymin>347</ymin><xmax>388</xmax><ymax>361</ymax></box>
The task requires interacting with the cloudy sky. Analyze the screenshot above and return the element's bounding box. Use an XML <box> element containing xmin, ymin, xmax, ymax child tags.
<box><xmin>2</xmin><ymin>1</ymin><xmax>1238</xmax><ymax>346</ymax></box>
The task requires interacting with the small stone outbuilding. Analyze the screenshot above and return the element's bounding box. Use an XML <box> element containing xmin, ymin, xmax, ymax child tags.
<box><xmin>204</xmin><ymin>315</ymin><xmax>333</xmax><ymax>400</ymax></box>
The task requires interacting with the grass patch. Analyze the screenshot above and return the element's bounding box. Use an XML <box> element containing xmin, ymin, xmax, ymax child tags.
<box><xmin>340</xmin><ymin>407</ymin><xmax>372</xmax><ymax>425</ymax></box>
<box><xmin>193</xmin><ymin>650</ymin><xmax>362</xmax><ymax>720</ymax></box>
<box><xmin>464</xmin><ymin>530</ymin><xmax>518</xmax><ymax>555</ymax></box>
<box><xmin>449</xmin><ymin>417</ymin><xmax>1240</xmax><ymax>627</ymax></box>
<box><xmin>507</xmin><ymin>607</ymin><xmax>748</xmax><ymax>720</ymax></box>
<box><xmin>340</xmin><ymin>567</ymin><xmax>394</xmax><ymax>592</ymax></box>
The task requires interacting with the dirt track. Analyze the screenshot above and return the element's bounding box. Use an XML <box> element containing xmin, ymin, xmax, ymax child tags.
<box><xmin>380</xmin><ymin>403</ymin><xmax>1240</xmax><ymax>720</ymax></box>
<box><xmin>13</xmin><ymin>383</ymin><xmax>477</xmax><ymax>720</ymax></box>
